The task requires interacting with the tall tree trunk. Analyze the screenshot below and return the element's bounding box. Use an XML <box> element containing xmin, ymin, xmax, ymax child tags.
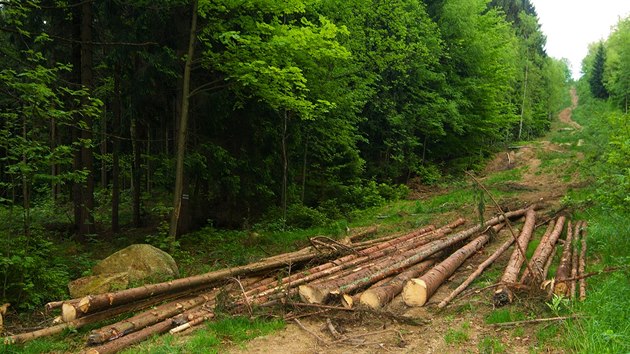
<box><xmin>131</xmin><ymin>115</ymin><xmax>141</xmax><ymax>227</ymax></box>
<box><xmin>100</xmin><ymin>106</ymin><xmax>107</xmax><ymax>189</ymax></box>
<box><xmin>301</xmin><ymin>134</ymin><xmax>308</xmax><ymax>203</ymax></box>
<box><xmin>518</xmin><ymin>60</ymin><xmax>529</xmax><ymax>140</ymax></box>
<box><xmin>281</xmin><ymin>109</ymin><xmax>289</xmax><ymax>221</ymax></box>
<box><xmin>111</xmin><ymin>65</ymin><xmax>122</xmax><ymax>233</ymax></box>
<box><xmin>169</xmin><ymin>0</ymin><xmax>197</xmax><ymax>242</ymax></box>
<box><xmin>79</xmin><ymin>0</ymin><xmax>95</xmax><ymax>236</ymax></box>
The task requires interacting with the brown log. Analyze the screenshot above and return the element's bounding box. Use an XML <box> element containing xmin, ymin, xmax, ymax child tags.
<box><xmin>341</xmin><ymin>275</ymin><xmax>394</xmax><ymax>308</ymax></box>
<box><xmin>3</xmin><ymin>290</ymin><xmax>190</xmax><ymax>344</ymax></box>
<box><xmin>542</xmin><ymin>244</ymin><xmax>556</xmax><ymax>280</ymax></box>
<box><xmin>493</xmin><ymin>208</ymin><xmax>536</xmax><ymax>306</ymax></box>
<box><xmin>247</xmin><ymin>222</ymin><xmax>461</xmax><ymax>304</ymax></box>
<box><xmin>300</xmin><ymin>208</ymin><xmax>530</xmax><ymax>304</ymax></box>
<box><xmin>352</xmin><ymin>225</ymin><xmax>435</xmax><ymax>248</ymax></box>
<box><xmin>84</xmin><ymin>319</ymin><xmax>174</xmax><ymax>354</ymax></box>
<box><xmin>86</xmin><ymin>290</ymin><xmax>216</xmax><ymax>346</ymax></box>
<box><xmin>403</xmin><ymin>233</ymin><xmax>492</xmax><ymax>307</ymax></box>
<box><xmin>437</xmin><ymin>224</ymin><xmax>506</xmax><ymax>309</ymax></box>
<box><xmin>579</xmin><ymin>222</ymin><xmax>588</xmax><ymax>301</ymax></box>
<box><xmin>554</xmin><ymin>220</ymin><xmax>575</xmax><ymax>297</ymax></box>
<box><xmin>59</xmin><ymin>245</ymin><xmax>332</xmax><ymax>322</ymax></box>
<box><xmin>520</xmin><ymin>216</ymin><xmax>566</xmax><ymax>285</ymax></box>
<box><xmin>360</xmin><ymin>258</ymin><xmax>437</xmax><ymax>309</ymax></box>
<box><xmin>570</xmin><ymin>222</ymin><xmax>580</xmax><ymax>299</ymax></box>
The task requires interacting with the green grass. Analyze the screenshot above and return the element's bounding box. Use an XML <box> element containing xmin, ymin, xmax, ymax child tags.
<box><xmin>444</xmin><ymin>323</ymin><xmax>470</xmax><ymax>345</ymax></box>
<box><xmin>485</xmin><ymin>309</ymin><xmax>526</xmax><ymax>324</ymax></box>
<box><xmin>119</xmin><ymin>316</ymin><xmax>285</xmax><ymax>354</ymax></box>
<box><xmin>478</xmin><ymin>336</ymin><xmax>506</xmax><ymax>354</ymax></box>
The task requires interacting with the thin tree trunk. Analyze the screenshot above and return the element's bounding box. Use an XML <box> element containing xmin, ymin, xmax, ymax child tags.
<box><xmin>131</xmin><ymin>115</ymin><xmax>141</xmax><ymax>227</ymax></box>
<box><xmin>494</xmin><ymin>208</ymin><xmax>536</xmax><ymax>306</ymax></box>
<box><xmin>579</xmin><ymin>222</ymin><xmax>588</xmax><ymax>301</ymax></box>
<box><xmin>50</xmin><ymin>117</ymin><xmax>58</xmax><ymax>202</ymax></box>
<box><xmin>169</xmin><ymin>0</ymin><xmax>197</xmax><ymax>242</ymax></box>
<box><xmin>85</xmin><ymin>319</ymin><xmax>175</xmax><ymax>354</ymax></box>
<box><xmin>100</xmin><ymin>105</ymin><xmax>107</xmax><ymax>188</ymax></box>
<box><xmin>281</xmin><ymin>109</ymin><xmax>289</xmax><ymax>221</ymax></box>
<box><xmin>518</xmin><ymin>60</ymin><xmax>529</xmax><ymax>140</ymax></box>
<box><xmin>570</xmin><ymin>222</ymin><xmax>580</xmax><ymax>299</ymax></box>
<box><xmin>111</xmin><ymin>64</ymin><xmax>121</xmax><ymax>233</ymax></box>
<box><xmin>301</xmin><ymin>134</ymin><xmax>308</xmax><ymax>203</ymax></box>
<box><xmin>403</xmin><ymin>233</ymin><xmax>492</xmax><ymax>307</ymax></box>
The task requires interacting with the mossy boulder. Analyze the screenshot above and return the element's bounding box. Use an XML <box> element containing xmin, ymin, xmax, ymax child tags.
<box><xmin>68</xmin><ymin>244</ymin><xmax>179</xmax><ymax>298</ymax></box>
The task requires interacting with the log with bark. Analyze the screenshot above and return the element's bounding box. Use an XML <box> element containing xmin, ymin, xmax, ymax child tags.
<box><xmin>360</xmin><ymin>258</ymin><xmax>437</xmax><ymax>309</ymax></box>
<box><xmin>493</xmin><ymin>208</ymin><xmax>536</xmax><ymax>306</ymax></box>
<box><xmin>86</xmin><ymin>290</ymin><xmax>217</xmax><ymax>345</ymax></box>
<box><xmin>402</xmin><ymin>232</ymin><xmax>492</xmax><ymax>307</ymax></box>
<box><xmin>520</xmin><ymin>216</ymin><xmax>565</xmax><ymax>285</ymax></box>
<box><xmin>84</xmin><ymin>318</ymin><xmax>175</xmax><ymax>354</ymax></box>
<box><xmin>542</xmin><ymin>245</ymin><xmax>556</xmax><ymax>280</ymax></box>
<box><xmin>579</xmin><ymin>222</ymin><xmax>588</xmax><ymax>301</ymax></box>
<box><xmin>553</xmin><ymin>220</ymin><xmax>575</xmax><ymax>297</ymax></box>
<box><xmin>570</xmin><ymin>222</ymin><xmax>580</xmax><ymax>299</ymax></box>
<box><xmin>300</xmin><ymin>208</ymin><xmax>530</xmax><ymax>304</ymax></box>
<box><xmin>436</xmin><ymin>224</ymin><xmax>506</xmax><ymax>309</ymax></box>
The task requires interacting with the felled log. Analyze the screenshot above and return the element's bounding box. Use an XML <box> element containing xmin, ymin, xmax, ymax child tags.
<box><xmin>86</xmin><ymin>290</ymin><xmax>216</xmax><ymax>345</ymax></box>
<box><xmin>579</xmin><ymin>222</ymin><xmax>588</xmax><ymax>301</ymax></box>
<box><xmin>352</xmin><ymin>225</ymin><xmax>435</xmax><ymax>248</ymax></box>
<box><xmin>341</xmin><ymin>275</ymin><xmax>394</xmax><ymax>309</ymax></box>
<box><xmin>403</xmin><ymin>232</ymin><xmax>492</xmax><ymax>307</ymax></box>
<box><xmin>84</xmin><ymin>319</ymin><xmax>175</xmax><ymax>354</ymax></box>
<box><xmin>494</xmin><ymin>208</ymin><xmax>536</xmax><ymax>306</ymax></box>
<box><xmin>520</xmin><ymin>216</ymin><xmax>565</xmax><ymax>285</ymax></box>
<box><xmin>59</xmin><ymin>243</ymin><xmax>339</xmax><ymax>322</ymax></box>
<box><xmin>360</xmin><ymin>258</ymin><xmax>437</xmax><ymax>309</ymax></box>
<box><xmin>542</xmin><ymin>245</ymin><xmax>556</xmax><ymax>280</ymax></box>
<box><xmin>437</xmin><ymin>224</ymin><xmax>506</xmax><ymax>309</ymax></box>
<box><xmin>348</xmin><ymin>226</ymin><xmax>380</xmax><ymax>242</ymax></box>
<box><xmin>301</xmin><ymin>208</ymin><xmax>530</xmax><ymax>304</ymax></box>
<box><xmin>570</xmin><ymin>222</ymin><xmax>580</xmax><ymax>299</ymax></box>
<box><xmin>553</xmin><ymin>220</ymin><xmax>575</xmax><ymax>297</ymax></box>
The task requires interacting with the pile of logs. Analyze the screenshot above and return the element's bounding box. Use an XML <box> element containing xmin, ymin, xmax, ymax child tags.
<box><xmin>2</xmin><ymin>205</ymin><xmax>589</xmax><ymax>353</ymax></box>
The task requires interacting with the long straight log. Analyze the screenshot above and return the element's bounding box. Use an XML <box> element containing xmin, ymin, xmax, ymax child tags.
<box><xmin>579</xmin><ymin>222</ymin><xmax>588</xmax><ymax>301</ymax></box>
<box><xmin>436</xmin><ymin>224</ymin><xmax>506</xmax><ymax>309</ymax></box>
<box><xmin>520</xmin><ymin>217</ymin><xmax>565</xmax><ymax>285</ymax></box>
<box><xmin>542</xmin><ymin>244</ymin><xmax>556</xmax><ymax>280</ymax></box>
<box><xmin>554</xmin><ymin>220</ymin><xmax>574</xmax><ymax>297</ymax></box>
<box><xmin>300</xmin><ymin>208</ymin><xmax>530</xmax><ymax>304</ymax></box>
<box><xmin>360</xmin><ymin>258</ymin><xmax>437</xmax><ymax>309</ymax></box>
<box><xmin>341</xmin><ymin>275</ymin><xmax>395</xmax><ymax>309</ymax></box>
<box><xmin>59</xmin><ymin>243</ymin><xmax>339</xmax><ymax>322</ymax></box>
<box><xmin>494</xmin><ymin>208</ymin><xmax>536</xmax><ymax>306</ymax></box>
<box><xmin>403</xmin><ymin>232</ymin><xmax>492</xmax><ymax>307</ymax></box>
<box><xmin>352</xmin><ymin>225</ymin><xmax>435</xmax><ymax>248</ymax></box>
<box><xmin>570</xmin><ymin>222</ymin><xmax>581</xmax><ymax>299</ymax></box>
<box><xmin>85</xmin><ymin>318</ymin><xmax>175</xmax><ymax>354</ymax></box>
<box><xmin>86</xmin><ymin>290</ymin><xmax>216</xmax><ymax>345</ymax></box>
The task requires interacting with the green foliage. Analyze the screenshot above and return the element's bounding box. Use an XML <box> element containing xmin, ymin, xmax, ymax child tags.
<box><xmin>485</xmin><ymin>309</ymin><xmax>526</xmax><ymax>324</ymax></box>
<box><xmin>589</xmin><ymin>43</ymin><xmax>609</xmax><ymax>99</ymax></box>
<box><xmin>444</xmin><ymin>323</ymin><xmax>470</xmax><ymax>344</ymax></box>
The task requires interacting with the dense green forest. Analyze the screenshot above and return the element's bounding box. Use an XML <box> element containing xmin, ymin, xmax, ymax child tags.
<box><xmin>1</xmin><ymin>0</ymin><xmax>574</xmax><ymax>310</ymax></box>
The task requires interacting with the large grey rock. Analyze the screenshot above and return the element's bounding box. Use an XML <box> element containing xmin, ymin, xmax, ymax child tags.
<box><xmin>68</xmin><ymin>244</ymin><xmax>179</xmax><ymax>298</ymax></box>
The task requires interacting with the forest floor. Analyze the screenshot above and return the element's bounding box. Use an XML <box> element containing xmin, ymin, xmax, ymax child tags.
<box><xmin>223</xmin><ymin>92</ymin><xmax>585</xmax><ymax>354</ymax></box>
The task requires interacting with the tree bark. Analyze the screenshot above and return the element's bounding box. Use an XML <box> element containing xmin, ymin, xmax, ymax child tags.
<box><xmin>493</xmin><ymin>208</ymin><xmax>536</xmax><ymax>306</ymax></box>
<box><xmin>520</xmin><ymin>216</ymin><xmax>565</xmax><ymax>285</ymax></box>
<box><xmin>111</xmin><ymin>64</ymin><xmax>122</xmax><ymax>233</ymax></box>
<box><xmin>437</xmin><ymin>224</ymin><xmax>506</xmax><ymax>309</ymax></box>
<box><xmin>360</xmin><ymin>258</ymin><xmax>437</xmax><ymax>309</ymax></box>
<box><xmin>85</xmin><ymin>319</ymin><xmax>175</xmax><ymax>354</ymax></box>
<box><xmin>86</xmin><ymin>291</ymin><xmax>215</xmax><ymax>345</ymax></box>
<box><xmin>553</xmin><ymin>220</ymin><xmax>574</xmax><ymax>297</ymax></box>
<box><xmin>130</xmin><ymin>115</ymin><xmax>141</xmax><ymax>227</ymax></box>
<box><xmin>403</xmin><ymin>233</ymin><xmax>492</xmax><ymax>307</ymax></box>
<box><xmin>570</xmin><ymin>222</ymin><xmax>580</xmax><ymax>299</ymax></box>
<box><xmin>579</xmin><ymin>222</ymin><xmax>588</xmax><ymax>301</ymax></box>
<box><xmin>169</xmin><ymin>0</ymin><xmax>197</xmax><ymax>242</ymax></box>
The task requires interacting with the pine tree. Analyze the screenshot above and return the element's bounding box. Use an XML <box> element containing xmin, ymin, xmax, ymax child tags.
<box><xmin>589</xmin><ymin>43</ymin><xmax>609</xmax><ymax>99</ymax></box>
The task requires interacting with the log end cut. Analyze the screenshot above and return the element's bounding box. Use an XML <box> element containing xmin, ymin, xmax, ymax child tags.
<box><xmin>402</xmin><ymin>279</ymin><xmax>428</xmax><ymax>307</ymax></box>
<box><xmin>341</xmin><ymin>294</ymin><xmax>354</xmax><ymax>309</ymax></box>
<box><xmin>298</xmin><ymin>285</ymin><xmax>328</xmax><ymax>304</ymax></box>
<box><xmin>359</xmin><ymin>291</ymin><xmax>382</xmax><ymax>309</ymax></box>
<box><xmin>61</xmin><ymin>303</ymin><xmax>77</xmax><ymax>323</ymax></box>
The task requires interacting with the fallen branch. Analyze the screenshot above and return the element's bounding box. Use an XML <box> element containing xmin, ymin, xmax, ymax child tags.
<box><xmin>554</xmin><ymin>221</ymin><xmax>575</xmax><ymax>297</ymax></box>
<box><xmin>489</xmin><ymin>315</ymin><xmax>582</xmax><ymax>327</ymax></box>
<box><xmin>579</xmin><ymin>222</ymin><xmax>588</xmax><ymax>301</ymax></box>
<box><xmin>293</xmin><ymin>318</ymin><xmax>328</xmax><ymax>345</ymax></box>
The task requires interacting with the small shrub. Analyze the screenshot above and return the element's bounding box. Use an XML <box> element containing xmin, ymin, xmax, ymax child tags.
<box><xmin>285</xmin><ymin>204</ymin><xmax>328</xmax><ymax>229</ymax></box>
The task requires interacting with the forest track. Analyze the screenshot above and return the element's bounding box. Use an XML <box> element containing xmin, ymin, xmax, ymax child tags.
<box><xmin>226</xmin><ymin>96</ymin><xmax>585</xmax><ymax>354</ymax></box>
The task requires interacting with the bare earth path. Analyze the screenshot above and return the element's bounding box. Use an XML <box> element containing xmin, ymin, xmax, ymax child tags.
<box><xmin>226</xmin><ymin>93</ymin><xmax>584</xmax><ymax>354</ymax></box>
